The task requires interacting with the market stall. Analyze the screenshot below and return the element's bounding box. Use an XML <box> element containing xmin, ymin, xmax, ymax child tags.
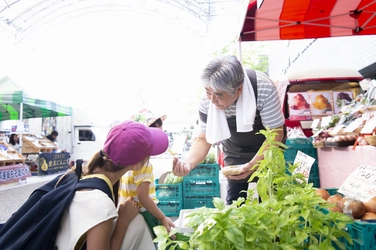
<box><xmin>0</xmin><ymin>76</ymin><xmax>72</xmax><ymax>180</ymax></box>
<box><xmin>0</xmin><ymin>141</ymin><xmax>29</xmax><ymax>186</ymax></box>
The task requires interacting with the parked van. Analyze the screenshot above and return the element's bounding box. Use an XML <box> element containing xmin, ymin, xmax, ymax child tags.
<box><xmin>71</xmin><ymin>125</ymin><xmax>109</xmax><ymax>164</ymax></box>
<box><xmin>68</xmin><ymin>109</ymin><xmax>110</xmax><ymax>165</ymax></box>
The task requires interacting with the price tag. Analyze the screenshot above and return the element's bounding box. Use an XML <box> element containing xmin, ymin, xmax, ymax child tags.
<box><xmin>343</xmin><ymin>119</ymin><xmax>361</xmax><ymax>133</ymax></box>
<box><xmin>320</xmin><ymin>116</ymin><xmax>332</xmax><ymax>128</ymax></box>
<box><xmin>293</xmin><ymin>151</ymin><xmax>316</xmax><ymax>182</ymax></box>
<box><xmin>311</xmin><ymin>119</ymin><xmax>320</xmax><ymax>129</ymax></box>
<box><xmin>329</xmin><ymin>124</ymin><xmax>344</xmax><ymax>136</ymax></box>
<box><xmin>312</xmin><ymin>129</ymin><xmax>323</xmax><ymax>138</ymax></box>
<box><xmin>361</xmin><ymin>117</ymin><xmax>376</xmax><ymax>134</ymax></box>
<box><xmin>338</xmin><ymin>165</ymin><xmax>376</xmax><ymax>202</ymax></box>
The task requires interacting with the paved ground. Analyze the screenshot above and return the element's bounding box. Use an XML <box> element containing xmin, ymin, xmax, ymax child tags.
<box><xmin>0</xmin><ymin>158</ymin><xmax>176</xmax><ymax>224</ymax></box>
<box><xmin>0</xmin><ymin>173</ymin><xmax>60</xmax><ymax>223</ymax></box>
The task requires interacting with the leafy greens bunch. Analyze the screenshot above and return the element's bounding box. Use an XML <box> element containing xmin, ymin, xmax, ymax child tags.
<box><xmin>154</xmin><ymin>128</ymin><xmax>353</xmax><ymax>250</ymax></box>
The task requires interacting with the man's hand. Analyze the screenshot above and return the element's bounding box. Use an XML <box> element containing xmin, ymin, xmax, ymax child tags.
<box><xmin>226</xmin><ymin>163</ymin><xmax>256</xmax><ymax>181</ymax></box>
<box><xmin>172</xmin><ymin>158</ymin><xmax>192</xmax><ymax>176</ymax></box>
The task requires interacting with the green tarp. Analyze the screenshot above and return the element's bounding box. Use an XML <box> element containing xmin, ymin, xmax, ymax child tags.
<box><xmin>0</xmin><ymin>76</ymin><xmax>72</xmax><ymax>121</ymax></box>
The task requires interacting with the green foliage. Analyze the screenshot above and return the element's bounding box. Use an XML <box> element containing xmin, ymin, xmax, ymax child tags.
<box><xmin>164</xmin><ymin>172</ymin><xmax>184</xmax><ymax>184</ymax></box>
<box><xmin>200</xmin><ymin>152</ymin><xmax>216</xmax><ymax>164</ymax></box>
<box><xmin>154</xmin><ymin>128</ymin><xmax>354</xmax><ymax>250</ymax></box>
<box><xmin>212</xmin><ymin>39</ymin><xmax>269</xmax><ymax>73</ymax></box>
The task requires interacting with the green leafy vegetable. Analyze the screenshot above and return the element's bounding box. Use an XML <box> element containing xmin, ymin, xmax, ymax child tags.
<box><xmin>164</xmin><ymin>173</ymin><xmax>184</xmax><ymax>184</ymax></box>
<box><xmin>154</xmin><ymin>128</ymin><xmax>354</xmax><ymax>250</ymax></box>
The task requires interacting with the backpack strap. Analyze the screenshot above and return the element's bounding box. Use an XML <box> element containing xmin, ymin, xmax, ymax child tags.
<box><xmin>76</xmin><ymin>177</ymin><xmax>113</xmax><ymax>201</ymax></box>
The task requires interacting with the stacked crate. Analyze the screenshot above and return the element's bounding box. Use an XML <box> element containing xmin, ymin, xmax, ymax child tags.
<box><xmin>183</xmin><ymin>163</ymin><xmax>221</xmax><ymax>209</ymax></box>
<box><xmin>155</xmin><ymin>178</ymin><xmax>183</xmax><ymax>217</ymax></box>
<box><xmin>284</xmin><ymin>138</ymin><xmax>320</xmax><ymax>188</ymax></box>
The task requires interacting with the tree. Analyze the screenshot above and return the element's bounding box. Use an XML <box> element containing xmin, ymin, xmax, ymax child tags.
<box><xmin>212</xmin><ymin>39</ymin><xmax>269</xmax><ymax>74</ymax></box>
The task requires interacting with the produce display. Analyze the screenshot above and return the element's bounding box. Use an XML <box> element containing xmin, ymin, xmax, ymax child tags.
<box><xmin>312</xmin><ymin>91</ymin><xmax>376</xmax><ymax>148</ymax></box>
<box><xmin>316</xmin><ymin>188</ymin><xmax>376</xmax><ymax>221</ymax></box>
<box><xmin>153</xmin><ymin>129</ymin><xmax>353</xmax><ymax>250</ymax></box>
<box><xmin>0</xmin><ymin>141</ymin><xmax>26</xmax><ymax>166</ymax></box>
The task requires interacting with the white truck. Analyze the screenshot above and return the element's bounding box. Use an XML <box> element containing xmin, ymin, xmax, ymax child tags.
<box><xmin>64</xmin><ymin>108</ymin><xmax>110</xmax><ymax>165</ymax></box>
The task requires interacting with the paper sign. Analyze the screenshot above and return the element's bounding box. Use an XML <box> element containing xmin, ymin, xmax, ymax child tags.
<box><xmin>312</xmin><ymin>129</ymin><xmax>323</xmax><ymax>138</ymax></box>
<box><xmin>338</xmin><ymin>165</ymin><xmax>376</xmax><ymax>202</ymax></box>
<box><xmin>320</xmin><ymin>116</ymin><xmax>332</xmax><ymax>128</ymax></box>
<box><xmin>311</xmin><ymin>119</ymin><xmax>320</xmax><ymax>129</ymax></box>
<box><xmin>343</xmin><ymin>118</ymin><xmax>361</xmax><ymax>133</ymax></box>
<box><xmin>293</xmin><ymin>151</ymin><xmax>316</xmax><ymax>182</ymax></box>
<box><xmin>361</xmin><ymin>117</ymin><xmax>376</xmax><ymax>134</ymax></box>
<box><xmin>329</xmin><ymin>124</ymin><xmax>344</xmax><ymax>136</ymax></box>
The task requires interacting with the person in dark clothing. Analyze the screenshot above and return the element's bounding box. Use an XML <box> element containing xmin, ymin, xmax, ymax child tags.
<box><xmin>172</xmin><ymin>55</ymin><xmax>285</xmax><ymax>205</ymax></box>
<box><xmin>47</xmin><ymin>130</ymin><xmax>59</xmax><ymax>142</ymax></box>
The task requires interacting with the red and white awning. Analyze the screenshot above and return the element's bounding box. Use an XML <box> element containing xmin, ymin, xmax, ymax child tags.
<box><xmin>239</xmin><ymin>0</ymin><xmax>376</xmax><ymax>41</ymax></box>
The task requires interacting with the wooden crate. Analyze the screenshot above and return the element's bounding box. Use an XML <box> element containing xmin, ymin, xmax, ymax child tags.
<box><xmin>21</xmin><ymin>134</ymin><xmax>57</xmax><ymax>154</ymax></box>
<box><xmin>0</xmin><ymin>147</ymin><xmax>26</xmax><ymax>166</ymax></box>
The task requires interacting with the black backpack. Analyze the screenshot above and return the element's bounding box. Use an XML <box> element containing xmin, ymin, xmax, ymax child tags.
<box><xmin>0</xmin><ymin>160</ymin><xmax>113</xmax><ymax>250</ymax></box>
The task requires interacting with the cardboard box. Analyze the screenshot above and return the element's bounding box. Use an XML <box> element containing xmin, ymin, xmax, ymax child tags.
<box><xmin>310</xmin><ymin>91</ymin><xmax>333</xmax><ymax>116</ymax></box>
<box><xmin>287</xmin><ymin>92</ymin><xmax>312</xmax><ymax>120</ymax></box>
<box><xmin>332</xmin><ymin>90</ymin><xmax>354</xmax><ymax>114</ymax></box>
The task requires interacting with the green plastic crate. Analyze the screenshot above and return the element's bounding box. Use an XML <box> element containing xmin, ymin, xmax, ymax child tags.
<box><xmin>345</xmin><ymin>221</ymin><xmax>376</xmax><ymax>250</ymax></box>
<box><xmin>183</xmin><ymin>195</ymin><xmax>218</xmax><ymax>209</ymax></box>
<box><xmin>155</xmin><ymin>180</ymin><xmax>183</xmax><ymax>201</ymax></box>
<box><xmin>284</xmin><ymin>138</ymin><xmax>318</xmax><ymax>162</ymax></box>
<box><xmin>186</xmin><ymin>163</ymin><xmax>220</xmax><ymax>179</ymax></box>
<box><xmin>183</xmin><ymin>178</ymin><xmax>220</xmax><ymax>196</ymax></box>
<box><xmin>157</xmin><ymin>200</ymin><xmax>182</xmax><ymax>217</ymax></box>
<box><xmin>321</xmin><ymin>208</ymin><xmax>376</xmax><ymax>250</ymax></box>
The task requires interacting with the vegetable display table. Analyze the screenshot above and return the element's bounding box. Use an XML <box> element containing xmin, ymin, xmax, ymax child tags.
<box><xmin>317</xmin><ymin>146</ymin><xmax>376</xmax><ymax>188</ymax></box>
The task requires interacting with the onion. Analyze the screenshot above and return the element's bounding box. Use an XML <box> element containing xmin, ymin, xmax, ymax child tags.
<box><xmin>361</xmin><ymin>212</ymin><xmax>376</xmax><ymax>221</ymax></box>
<box><xmin>315</xmin><ymin>188</ymin><xmax>330</xmax><ymax>200</ymax></box>
<box><xmin>329</xmin><ymin>206</ymin><xmax>343</xmax><ymax>213</ymax></box>
<box><xmin>341</xmin><ymin>198</ymin><xmax>366</xmax><ymax>219</ymax></box>
<box><xmin>364</xmin><ymin>196</ymin><xmax>376</xmax><ymax>213</ymax></box>
<box><xmin>327</xmin><ymin>194</ymin><xmax>343</xmax><ymax>205</ymax></box>
<box><xmin>337</xmin><ymin>197</ymin><xmax>350</xmax><ymax>211</ymax></box>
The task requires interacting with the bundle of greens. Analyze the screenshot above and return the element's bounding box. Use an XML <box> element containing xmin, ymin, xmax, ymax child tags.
<box><xmin>154</xmin><ymin>128</ymin><xmax>353</xmax><ymax>250</ymax></box>
<box><xmin>163</xmin><ymin>172</ymin><xmax>184</xmax><ymax>184</ymax></box>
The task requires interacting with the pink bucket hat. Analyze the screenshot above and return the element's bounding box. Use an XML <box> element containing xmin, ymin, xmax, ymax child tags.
<box><xmin>103</xmin><ymin>120</ymin><xmax>169</xmax><ymax>166</ymax></box>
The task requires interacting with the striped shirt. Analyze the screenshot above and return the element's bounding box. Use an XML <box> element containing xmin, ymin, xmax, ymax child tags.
<box><xmin>118</xmin><ymin>162</ymin><xmax>158</xmax><ymax>212</ymax></box>
<box><xmin>198</xmin><ymin>70</ymin><xmax>285</xmax><ymax>133</ymax></box>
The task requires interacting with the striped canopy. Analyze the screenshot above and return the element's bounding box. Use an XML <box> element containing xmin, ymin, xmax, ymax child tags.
<box><xmin>239</xmin><ymin>0</ymin><xmax>376</xmax><ymax>41</ymax></box>
<box><xmin>0</xmin><ymin>76</ymin><xmax>72</xmax><ymax>121</ymax></box>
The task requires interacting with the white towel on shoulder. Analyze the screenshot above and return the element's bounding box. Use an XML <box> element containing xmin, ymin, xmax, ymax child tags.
<box><xmin>206</xmin><ymin>69</ymin><xmax>257</xmax><ymax>144</ymax></box>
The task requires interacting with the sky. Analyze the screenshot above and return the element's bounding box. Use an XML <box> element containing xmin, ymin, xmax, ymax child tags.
<box><xmin>0</xmin><ymin>9</ymin><xmax>239</xmax><ymax>128</ymax></box>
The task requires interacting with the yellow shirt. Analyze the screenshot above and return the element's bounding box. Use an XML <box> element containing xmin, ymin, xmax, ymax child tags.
<box><xmin>118</xmin><ymin>162</ymin><xmax>158</xmax><ymax>211</ymax></box>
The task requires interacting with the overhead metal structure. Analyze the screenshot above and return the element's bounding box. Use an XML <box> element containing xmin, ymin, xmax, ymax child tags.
<box><xmin>0</xmin><ymin>0</ymin><xmax>243</xmax><ymax>43</ymax></box>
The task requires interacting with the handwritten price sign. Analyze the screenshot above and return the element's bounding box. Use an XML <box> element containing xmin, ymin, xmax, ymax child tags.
<box><xmin>338</xmin><ymin>165</ymin><xmax>376</xmax><ymax>202</ymax></box>
<box><xmin>293</xmin><ymin>151</ymin><xmax>316</xmax><ymax>182</ymax></box>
